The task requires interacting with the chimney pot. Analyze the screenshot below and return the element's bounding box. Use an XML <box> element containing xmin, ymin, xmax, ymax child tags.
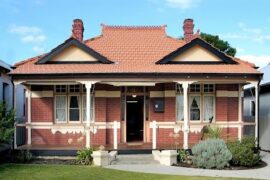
<box><xmin>183</xmin><ymin>18</ymin><xmax>194</xmax><ymax>42</ymax></box>
<box><xmin>72</xmin><ymin>19</ymin><xmax>84</xmax><ymax>42</ymax></box>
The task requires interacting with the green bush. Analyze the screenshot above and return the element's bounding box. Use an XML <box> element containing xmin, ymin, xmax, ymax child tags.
<box><xmin>192</xmin><ymin>138</ymin><xmax>232</xmax><ymax>169</ymax></box>
<box><xmin>202</xmin><ymin>125</ymin><xmax>222</xmax><ymax>139</ymax></box>
<box><xmin>16</xmin><ymin>150</ymin><xmax>33</xmax><ymax>163</ymax></box>
<box><xmin>76</xmin><ymin>148</ymin><xmax>93</xmax><ymax>165</ymax></box>
<box><xmin>0</xmin><ymin>102</ymin><xmax>15</xmax><ymax>144</ymax></box>
<box><xmin>227</xmin><ymin>136</ymin><xmax>260</xmax><ymax>167</ymax></box>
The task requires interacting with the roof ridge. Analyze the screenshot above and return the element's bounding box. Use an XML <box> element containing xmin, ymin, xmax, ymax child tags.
<box><xmin>101</xmin><ymin>24</ymin><xmax>167</xmax><ymax>30</ymax></box>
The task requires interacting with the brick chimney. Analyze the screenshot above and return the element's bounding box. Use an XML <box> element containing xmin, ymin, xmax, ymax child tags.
<box><xmin>183</xmin><ymin>18</ymin><xmax>194</xmax><ymax>42</ymax></box>
<box><xmin>72</xmin><ymin>19</ymin><xmax>84</xmax><ymax>42</ymax></box>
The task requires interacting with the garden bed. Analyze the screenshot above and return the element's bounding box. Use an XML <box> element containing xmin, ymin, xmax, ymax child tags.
<box><xmin>173</xmin><ymin>160</ymin><xmax>267</xmax><ymax>170</ymax></box>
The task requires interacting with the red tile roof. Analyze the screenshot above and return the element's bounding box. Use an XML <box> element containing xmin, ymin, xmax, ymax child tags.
<box><xmin>11</xmin><ymin>25</ymin><xmax>260</xmax><ymax>75</ymax></box>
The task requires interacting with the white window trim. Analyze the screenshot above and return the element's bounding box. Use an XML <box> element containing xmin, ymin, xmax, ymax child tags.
<box><xmin>68</xmin><ymin>95</ymin><xmax>81</xmax><ymax>123</ymax></box>
<box><xmin>202</xmin><ymin>94</ymin><xmax>215</xmax><ymax>122</ymax></box>
<box><xmin>54</xmin><ymin>95</ymin><xmax>68</xmax><ymax>124</ymax></box>
<box><xmin>55</xmin><ymin>85</ymin><xmax>67</xmax><ymax>94</ymax></box>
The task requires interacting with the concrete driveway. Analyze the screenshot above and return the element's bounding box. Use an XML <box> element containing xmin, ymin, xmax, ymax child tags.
<box><xmin>106</xmin><ymin>151</ymin><xmax>270</xmax><ymax>179</ymax></box>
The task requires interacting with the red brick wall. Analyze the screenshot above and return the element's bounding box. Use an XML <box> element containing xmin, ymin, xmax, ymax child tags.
<box><xmin>228</xmin><ymin>97</ymin><xmax>238</xmax><ymax>121</ymax></box>
<box><xmin>216</xmin><ymin>84</ymin><xmax>239</xmax><ymax>121</ymax></box>
<box><xmin>106</xmin><ymin>129</ymin><xmax>121</xmax><ymax>145</ymax></box>
<box><xmin>31</xmin><ymin>129</ymin><xmax>108</xmax><ymax>146</ymax></box>
<box><xmin>95</xmin><ymin>97</ymin><xmax>107</xmax><ymax>122</ymax></box>
<box><xmin>31</xmin><ymin>97</ymin><xmax>54</xmax><ymax>122</ymax></box>
<box><xmin>106</xmin><ymin>98</ymin><xmax>121</xmax><ymax>122</ymax></box>
<box><xmin>155</xmin><ymin>128</ymin><xmax>183</xmax><ymax>148</ymax></box>
<box><xmin>31</xmin><ymin>129</ymin><xmax>85</xmax><ymax>146</ymax></box>
<box><xmin>164</xmin><ymin>97</ymin><xmax>175</xmax><ymax>121</ymax></box>
<box><xmin>216</xmin><ymin>97</ymin><xmax>228</xmax><ymax>121</ymax></box>
<box><xmin>189</xmin><ymin>132</ymin><xmax>202</xmax><ymax>147</ymax></box>
<box><xmin>221</xmin><ymin>128</ymin><xmax>238</xmax><ymax>141</ymax></box>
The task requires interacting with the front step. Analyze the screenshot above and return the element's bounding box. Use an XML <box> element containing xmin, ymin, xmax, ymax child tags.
<box><xmin>111</xmin><ymin>154</ymin><xmax>159</xmax><ymax>165</ymax></box>
<box><xmin>117</xmin><ymin>149</ymin><xmax>152</xmax><ymax>155</ymax></box>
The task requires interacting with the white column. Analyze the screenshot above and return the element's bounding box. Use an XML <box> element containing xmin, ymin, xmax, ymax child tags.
<box><xmin>238</xmin><ymin>84</ymin><xmax>243</xmax><ymax>140</ymax></box>
<box><xmin>152</xmin><ymin>121</ymin><xmax>157</xmax><ymax>149</ymax></box>
<box><xmin>27</xmin><ymin>85</ymin><xmax>31</xmax><ymax>145</ymax></box>
<box><xmin>113</xmin><ymin>121</ymin><xmax>118</xmax><ymax>149</ymax></box>
<box><xmin>254</xmin><ymin>82</ymin><xmax>259</xmax><ymax>143</ymax></box>
<box><xmin>85</xmin><ymin>83</ymin><xmax>92</xmax><ymax>148</ymax></box>
<box><xmin>182</xmin><ymin>82</ymin><xmax>189</xmax><ymax>149</ymax></box>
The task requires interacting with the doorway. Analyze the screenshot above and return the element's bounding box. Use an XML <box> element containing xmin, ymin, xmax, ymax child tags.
<box><xmin>126</xmin><ymin>95</ymin><xmax>144</xmax><ymax>142</ymax></box>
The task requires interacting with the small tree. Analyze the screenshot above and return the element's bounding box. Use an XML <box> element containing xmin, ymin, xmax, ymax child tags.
<box><xmin>0</xmin><ymin>102</ymin><xmax>15</xmax><ymax>144</ymax></box>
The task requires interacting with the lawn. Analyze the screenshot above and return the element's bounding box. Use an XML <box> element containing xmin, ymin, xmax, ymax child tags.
<box><xmin>0</xmin><ymin>164</ymin><xmax>243</xmax><ymax>180</ymax></box>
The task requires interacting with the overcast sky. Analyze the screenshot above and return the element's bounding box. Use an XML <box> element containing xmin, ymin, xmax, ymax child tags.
<box><xmin>1</xmin><ymin>0</ymin><xmax>270</xmax><ymax>68</ymax></box>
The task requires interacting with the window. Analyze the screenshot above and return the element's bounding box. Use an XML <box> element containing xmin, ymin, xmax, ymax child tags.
<box><xmin>190</xmin><ymin>84</ymin><xmax>201</xmax><ymax>93</ymax></box>
<box><xmin>55</xmin><ymin>85</ymin><xmax>67</xmax><ymax>93</ymax></box>
<box><xmin>55</xmin><ymin>85</ymin><xmax>95</xmax><ymax>123</ymax></box>
<box><xmin>203</xmin><ymin>96</ymin><xmax>214</xmax><ymax>122</ymax></box>
<box><xmin>55</xmin><ymin>96</ymin><xmax>67</xmax><ymax>122</ymax></box>
<box><xmin>69</xmin><ymin>96</ymin><xmax>80</xmax><ymax>122</ymax></box>
<box><xmin>190</xmin><ymin>96</ymin><xmax>201</xmax><ymax>121</ymax></box>
<box><xmin>203</xmin><ymin>84</ymin><xmax>214</xmax><ymax>93</ymax></box>
<box><xmin>69</xmin><ymin>85</ymin><xmax>80</xmax><ymax>93</ymax></box>
<box><xmin>2</xmin><ymin>83</ymin><xmax>8</xmax><ymax>103</ymax></box>
<box><xmin>176</xmin><ymin>84</ymin><xmax>184</xmax><ymax>121</ymax></box>
<box><xmin>250</xmin><ymin>100</ymin><xmax>255</xmax><ymax>117</ymax></box>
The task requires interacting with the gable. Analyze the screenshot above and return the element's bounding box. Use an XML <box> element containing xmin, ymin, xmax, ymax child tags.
<box><xmin>156</xmin><ymin>38</ymin><xmax>236</xmax><ymax>64</ymax></box>
<box><xmin>49</xmin><ymin>45</ymin><xmax>98</xmax><ymax>62</ymax></box>
<box><xmin>36</xmin><ymin>38</ymin><xmax>113</xmax><ymax>64</ymax></box>
<box><xmin>171</xmin><ymin>45</ymin><xmax>222</xmax><ymax>62</ymax></box>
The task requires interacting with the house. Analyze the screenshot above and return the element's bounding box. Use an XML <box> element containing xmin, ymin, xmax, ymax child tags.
<box><xmin>0</xmin><ymin>60</ymin><xmax>25</xmax><ymax>147</ymax></box>
<box><xmin>244</xmin><ymin>63</ymin><xmax>270</xmax><ymax>151</ymax></box>
<box><xmin>0</xmin><ymin>60</ymin><xmax>13</xmax><ymax>110</ymax></box>
<box><xmin>10</xmin><ymin>19</ymin><xmax>262</xmax><ymax>152</ymax></box>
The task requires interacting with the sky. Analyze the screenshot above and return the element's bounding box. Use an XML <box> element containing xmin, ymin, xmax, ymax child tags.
<box><xmin>1</xmin><ymin>0</ymin><xmax>270</xmax><ymax>68</ymax></box>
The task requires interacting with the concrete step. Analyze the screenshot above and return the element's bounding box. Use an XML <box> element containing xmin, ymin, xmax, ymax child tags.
<box><xmin>111</xmin><ymin>154</ymin><xmax>159</xmax><ymax>165</ymax></box>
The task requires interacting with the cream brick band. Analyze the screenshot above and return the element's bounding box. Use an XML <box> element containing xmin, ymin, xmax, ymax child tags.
<box><xmin>216</xmin><ymin>90</ymin><xmax>238</xmax><ymax>97</ymax></box>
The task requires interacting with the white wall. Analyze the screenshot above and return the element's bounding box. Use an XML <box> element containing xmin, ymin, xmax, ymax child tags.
<box><xmin>259</xmin><ymin>93</ymin><xmax>270</xmax><ymax>151</ymax></box>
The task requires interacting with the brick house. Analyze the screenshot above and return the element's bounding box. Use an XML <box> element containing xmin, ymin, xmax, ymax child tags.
<box><xmin>11</xmin><ymin>19</ymin><xmax>262</xmax><ymax>151</ymax></box>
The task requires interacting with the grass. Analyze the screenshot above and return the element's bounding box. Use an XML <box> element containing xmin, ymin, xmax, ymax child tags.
<box><xmin>0</xmin><ymin>163</ymin><xmax>244</xmax><ymax>180</ymax></box>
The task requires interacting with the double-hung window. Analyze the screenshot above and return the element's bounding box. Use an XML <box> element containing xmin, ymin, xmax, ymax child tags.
<box><xmin>54</xmin><ymin>84</ymin><xmax>95</xmax><ymax>123</ymax></box>
<box><xmin>188</xmin><ymin>84</ymin><xmax>215</xmax><ymax>122</ymax></box>
<box><xmin>176</xmin><ymin>84</ymin><xmax>184</xmax><ymax>121</ymax></box>
<box><xmin>55</xmin><ymin>85</ymin><xmax>67</xmax><ymax>123</ymax></box>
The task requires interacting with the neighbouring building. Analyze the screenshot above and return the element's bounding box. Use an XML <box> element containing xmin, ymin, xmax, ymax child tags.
<box><xmin>244</xmin><ymin>64</ymin><xmax>270</xmax><ymax>151</ymax></box>
<box><xmin>10</xmin><ymin>19</ymin><xmax>262</xmax><ymax>152</ymax></box>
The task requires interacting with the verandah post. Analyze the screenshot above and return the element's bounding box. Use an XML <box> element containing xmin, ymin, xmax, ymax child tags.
<box><xmin>152</xmin><ymin>120</ymin><xmax>157</xmax><ymax>149</ymax></box>
<box><xmin>85</xmin><ymin>82</ymin><xmax>93</xmax><ymax>148</ymax></box>
<box><xmin>113</xmin><ymin>121</ymin><xmax>118</xmax><ymax>149</ymax></box>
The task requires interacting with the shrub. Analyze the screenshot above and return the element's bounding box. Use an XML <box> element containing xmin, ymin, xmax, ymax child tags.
<box><xmin>178</xmin><ymin>149</ymin><xmax>192</xmax><ymax>165</ymax></box>
<box><xmin>16</xmin><ymin>150</ymin><xmax>33</xmax><ymax>163</ymax></box>
<box><xmin>76</xmin><ymin>148</ymin><xmax>93</xmax><ymax>165</ymax></box>
<box><xmin>227</xmin><ymin>136</ymin><xmax>260</xmax><ymax>167</ymax></box>
<box><xmin>202</xmin><ymin>125</ymin><xmax>222</xmax><ymax>139</ymax></box>
<box><xmin>0</xmin><ymin>102</ymin><xmax>15</xmax><ymax>144</ymax></box>
<box><xmin>192</xmin><ymin>138</ymin><xmax>232</xmax><ymax>169</ymax></box>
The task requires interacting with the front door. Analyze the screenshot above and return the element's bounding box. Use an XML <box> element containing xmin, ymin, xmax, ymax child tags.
<box><xmin>126</xmin><ymin>96</ymin><xmax>144</xmax><ymax>142</ymax></box>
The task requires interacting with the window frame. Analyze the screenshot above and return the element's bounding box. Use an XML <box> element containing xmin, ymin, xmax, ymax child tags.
<box><xmin>54</xmin><ymin>95</ymin><xmax>68</xmax><ymax>123</ymax></box>
<box><xmin>54</xmin><ymin>84</ymin><xmax>96</xmax><ymax>124</ymax></box>
<box><xmin>202</xmin><ymin>94</ymin><xmax>215</xmax><ymax>122</ymax></box>
<box><xmin>189</xmin><ymin>94</ymin><xmax>202</xmax><ymax>122</ymax></box>
<box><xmin>175</xmin><ymin>84</ymin><xmax>184</xmax><ymax>122</ymax></box>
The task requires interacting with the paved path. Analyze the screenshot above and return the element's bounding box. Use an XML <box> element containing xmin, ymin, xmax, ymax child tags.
<box><xmin>106</xmin><ymin>152</ymin><xmax>270</xmax><ymax>179</ymax></box>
